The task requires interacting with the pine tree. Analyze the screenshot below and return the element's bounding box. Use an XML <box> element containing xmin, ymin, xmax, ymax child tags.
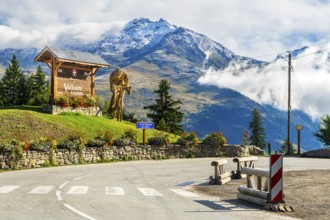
<box><xmin>248</xmin><ymin>108</ymin><xmax>267</xmax><ymax>149</ymax></box>
<box><xmin>27</xmin><ymin>65</ymin><xmax>49</xmax><ymax>105</ymax></box>
<box><xmin>26</xmin><ymin>73</ymin><xmax>35</xmax><ymax>104</ymax></box>
<box><xmin>314</xmin><ymin>115</ymin><xmax>330</xmax><ymax>148</ymax></box>
<box><xmin>0</xmin><ymin>81</ymin><xmax>4</xmax><ymax>106</ymax></box>
<box><xmin>279</xmin><ymin>139</ymin><xmax>296</xmax><ymax>154</ymax></box>
<box><xmin>144</xmin><ymin>79</ymin><xmax>184</xmax><ymax>134</ymax></box>
<box><xmin>1</xmin><ymin>55</ymin><xmax>26</xmax><ymax>105</ymax></box>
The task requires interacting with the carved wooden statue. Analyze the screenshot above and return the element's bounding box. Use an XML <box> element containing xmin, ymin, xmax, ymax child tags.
<box><xmin>108</xmin><ymin>68</ymin><xmax>131</xmax><ymax>121</ymax></box>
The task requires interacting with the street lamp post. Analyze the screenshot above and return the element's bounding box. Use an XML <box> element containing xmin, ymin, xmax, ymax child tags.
<box><xmin>296</xmin><ymin>124</ymin><xmax>303</xmax><ymax>155</ymax></box>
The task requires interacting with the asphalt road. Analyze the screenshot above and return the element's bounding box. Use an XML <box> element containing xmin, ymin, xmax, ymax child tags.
<box><xmin>0</xmin><ymin>157</ymin><xmax>329</xmax><ymax>220</ymax></box>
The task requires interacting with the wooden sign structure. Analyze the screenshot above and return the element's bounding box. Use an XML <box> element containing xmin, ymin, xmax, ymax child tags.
<box><xmin>136</xmin><ymin>122</ymin><xmax>155</xmax><ymax>144</ymax></box>
<box><xmin>34</xmin><ymin>47</ymin><xmax>110</xmax><ymax>103</ymax></box>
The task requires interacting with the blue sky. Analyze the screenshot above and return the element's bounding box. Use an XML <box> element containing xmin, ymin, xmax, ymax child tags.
<box><xmin>0</xmin><ymin>0</ymin><xmax>329</xmax><ymax>60</ymax></box>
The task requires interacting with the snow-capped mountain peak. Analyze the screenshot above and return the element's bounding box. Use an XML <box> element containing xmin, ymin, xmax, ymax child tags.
<box><xmin>98</xmin><ymin>17</ymin><xmax>177</xmax><ymax>55</ymax></box>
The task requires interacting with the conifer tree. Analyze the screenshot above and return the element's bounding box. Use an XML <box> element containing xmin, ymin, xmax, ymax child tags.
<box><xmin>27</xmin><ymin>65</ymin><xmax>49</xmax><ymax>105</ymax></box>
<box><xmin>248</xmin><ymin>108</ymin><xmax>267</xmax><ymax>149</ymax></box>
<box><xmin>314</xmin><ymin>115</ymin><xmax>330</xmax><ymax>148</ymax></box>
<box><xmin>279</xmin><ymin>139</ymin><xmax>295</xmax><ymax>153</ymax></box>
<box><xmin>144</xmin><ymin>79</ymin><xmax>184</xmax><ymax>134</ymax></box>
<box><xmin>0</xmin><ymin>81</ymin><xmax>4</xmax><ymax>106</ymax></box>
<box><xmin>1</xmin><ymin>55</ymin><xmax>26</xmax><ymax>105</ymax></box>
<box><xmin>26</xmin><ymin>73</ymin><xmax>35</xmax><ymax>104</ymax></box>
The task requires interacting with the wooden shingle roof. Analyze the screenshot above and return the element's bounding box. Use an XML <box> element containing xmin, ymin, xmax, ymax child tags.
<box><xmin>34</xmin><ymin>46</ymin><xmax>110</xmax><ymax>68</ymax></box>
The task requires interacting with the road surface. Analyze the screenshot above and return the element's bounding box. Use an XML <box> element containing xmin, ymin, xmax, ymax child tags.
<box><xmin>0</xmin><ymin>157</ymin><xmax>329</xmax><ymax>220</ymax></box>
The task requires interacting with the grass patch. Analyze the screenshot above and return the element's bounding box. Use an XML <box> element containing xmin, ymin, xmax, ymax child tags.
<box><xmin>0</xmin><ymin>106</ymin><xmax>179</xmax><ymax>143</ymax></box>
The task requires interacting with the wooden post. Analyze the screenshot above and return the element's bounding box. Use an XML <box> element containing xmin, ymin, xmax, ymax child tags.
<box><xmin>288</xmin><ymin>52</ymin><xmax>292</xmax><ymax>155</ymax></box>
<box><xmin>53</xmin><ymin>58</ymin><xmax>57</xmax><ymax>98</ymax></box>
<box><xmin>50</xmin><ymin>57</ymin><xmax>55</xmax><ymax>104</ymax></box>
<box><xmin>237</xmin><ymin>192</ymin><xmax>268</xmax><ymax>206</ymax></box>
<box><xmin>209</xmin><ymin>159</ymin><xmax>231</xmax><ymax>185</ymax></box>
<box><xmin>90</xmin><ymin>67</ymin><xmax>98</xmax><ymax>97</ymax></box>
<box><xmin>298</xmin><ymin>130</ymin><xmax>301</xmax><ymax>155</ymax></box>
<box><xmin>143</xmin><ymin>129</ymin><xmax>146</xmax><ymax>145</ymax></box>
<box><xmin>296</xmin><ymin>124</ymin><xmax>303</xmax><ymax>155</ymax></box>
<box><xmin>232</xmin><ymin>157</ymin><xmax>259</xmax><ymax>179</ymax></box>
<box><xmin>53</xmin><ymin>60</ymin><xmax>62</xmax><ymax>99</ymax></box>
<box><xmin>238</xmin><ymin>186</ymin><xmax>269</xmax><ymax>200</ymax></box>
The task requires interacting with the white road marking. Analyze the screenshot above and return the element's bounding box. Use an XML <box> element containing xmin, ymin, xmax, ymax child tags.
<box><xmin>59</xmin><ymin>181</ymin><xmax>69</xmax><ymax>189</ymax></box>
<box><xmin>105</xmin><ymin>187</ymin><xmax>125</xmax><ymax>195</ymax></box>
<box><xmin>176</xmin><ymin>181</ymin><xmax>196</xmax><ymax>187</ymax></box>
<box><xmin>63</xmin><ymin>204</ymin><xmax>96</xmax><ymax>220</ymax></box>
<box><xmin>170</xmin><ymin>189</ymin><xmax>200</xmax><ymax>197</ymax></box>
<box><xmin>137</xmin><ymin>188</ymin><xmax>163</xmax><ymax>196</ymax></box>
<box><xmin>67</xmin><ymin>186</ymin><xmax>89</xmax><ymax>194</ymax></box>
<box><xmin>0</xmin><ymin>185</ymin><xmax>20</xmax><ymax>193</ymax></box>
<box><xmin>73</xmin><ymin>175</ymin><xmax>92</xmax><ymax>181</ymax></box>
<box><xmin>56</xmin><ymin>190</ymin><xmax>63</xmax><ymax>201</ymax></box>
<box><xmin>28</xmin><ymin>186</ymin><xmax>55</xmax><ymax>194</ymax></box>
<box><xmin>217</xmin><ymin>202</ymin><xmax>236</xmax><ymax>208</ymax></box>
<box><xmin>214</xmin><ymin>201</ymin><xmax>249</xmax><ymax>210</ymax></box>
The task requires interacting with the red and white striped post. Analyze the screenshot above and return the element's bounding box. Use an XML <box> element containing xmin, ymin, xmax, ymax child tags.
<box><xmin>270</xmin><ymin>154</ymin><xmax>284</xmax><ymax>203</ymax></box>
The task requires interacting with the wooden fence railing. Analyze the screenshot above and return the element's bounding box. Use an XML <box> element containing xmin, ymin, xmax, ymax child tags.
<box><xmin>237</xmin><ymin>167</ymin><xmax>269</xmax><ymax>206</ymax></box>
<box><xmin>209</xmin><ymin>159</ymin><xmax>231</xmax><ymax>185</ymax></box>
<box><xmin>232</xmin><ymin>156</ymin><xmax>259</xmax><ymax>179</ymax></box>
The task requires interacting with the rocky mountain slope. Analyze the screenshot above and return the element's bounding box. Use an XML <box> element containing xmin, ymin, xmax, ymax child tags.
<box><xmin>0</xmin><ymin>18</ymin><xmax>322</xmax><ymax>150</ymax></box>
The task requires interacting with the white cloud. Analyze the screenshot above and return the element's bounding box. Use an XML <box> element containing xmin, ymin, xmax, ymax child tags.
<box><xmin>0</xmin><ymin>0</ymin><xmax>329</xmax><ymax>59</ymax></box>
<box><xmin>198</xmin><ymin>43</ymin><xmax>330</xmax><ymax>120</ymax></box>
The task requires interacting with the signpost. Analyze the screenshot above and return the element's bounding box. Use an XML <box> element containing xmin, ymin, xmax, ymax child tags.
<box><xmin>136</xmin><ymin>122</ymin><xmax>155</xmax><ymax>144</ymax></box>
<box><xmin>296</xmin><ymin>124</ymin><xmax>303</xmax><ymax>155</ymax></box>
<box><xmin>270</xmin><ymin>154</ymin><xmax>284</xmax><ymax>203</ymax></box>
<box><xmin>241</xmin><ymin>130</ymin><xmax>251</xmax><ymax>146</ymax></box>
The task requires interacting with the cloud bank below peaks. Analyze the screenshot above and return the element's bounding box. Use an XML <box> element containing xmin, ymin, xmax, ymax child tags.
<box><xmin>198</xmin><ymin>44</ymin><xmax>330</xmax><ymax>120</ymax></box>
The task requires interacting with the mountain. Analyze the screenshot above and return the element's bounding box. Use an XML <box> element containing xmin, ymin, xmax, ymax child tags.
<box><xmin>0</xmin><ymin>18</ymin><xmax>322</xmax><ymax>151</ymax></box>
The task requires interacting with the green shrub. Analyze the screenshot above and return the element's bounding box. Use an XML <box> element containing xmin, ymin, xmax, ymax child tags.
<box><xmin>57</xmin><ymin>135</ymin><xmax>85</xmax><ymax>151</ymax></box>
<box><xmin>58</xmin><ymin>135</ymin><xmax>85</xmax><ymax>164</ymax></box>
<box><xmin>0</xmin><ymin>140</ymin><xmax>25</xmax><ymax>169</ymax></box>
<box><xmin>29</xmin><ymin>138</ymin><xmax>52</xmax><ymax>151</ymax></box>
<box><xmin>70</xmin><ymin>96</ymin><xmax>83</xmax><ymax>108</ymax></box>
<box><xmin>114</xmin><ymin>129</ymin><xmax>138</xmax><ymax>147</ymax></box>
<box><xmin>87</xmin><ymin>131</ymin><xmax>113</xmax><ymax>148</ymax></box>
<box><xmin>97</xmin><ymin>157</ymin><xmax>113</xmax><ymax>163</ymax></box>
<box><xmin>202</xmin><ymin>132</ymin><xmax>227</xmax><ymax>150</ymax></box>
<box><xmin>122</xmin><ymin>129</ymin><xmax>139</xmax><ymax>144</ymax></box>
<box><xmin>153</xmin><ymin>154</ymin><xmax>166</xmax><ymax>160</ymax></box>
<box><xmin>177</xmin><ymin>132</ymin><xmax>199</xmax><ymax>149</ymax></box>
<box><xmin>147</xmin><ymin>132</ymin><xmax>170</xmax><ymax>146</ymax></box>
<box><xmin>42</xmin><ymin>160</ymin><xmax>51</xmax><ymax>167</ymax></box>
<box><xmin>115</xmin><ymin>137</ymin><xmax>132</xmax><ymax>147</ymax></box>
<box><xmin>83</xmin><ymin>95</ymin><xmax>96</xmax><ymax>107</ymax></box>
<box><xmin>54</xmin><ymin>95</ymin><xmax>70</xmax><ymax>107</ymax></box>
<box><xmin>122</xmin><ymin>155</ymin><xmax>134</xmax><ymax>161</ymax></box>
<box><xmin>49</xmin><ymin>140</ymin><xmax>57</xmax><ymax>166</ymax></box>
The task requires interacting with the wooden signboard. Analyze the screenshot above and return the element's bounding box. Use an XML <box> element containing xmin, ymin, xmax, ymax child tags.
<box><xmin>57</xmin><ymin>67</ymin><xmax>91</xmax><ymax>96</ymax></box>
<box><xmin>34</xmin><ymin>47</ymin><xmax>110</xmax><ymax>104</ymax></box>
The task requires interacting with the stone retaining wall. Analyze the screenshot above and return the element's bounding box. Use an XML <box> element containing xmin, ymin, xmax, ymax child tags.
<box><xmin>0</xmin><ymin>144</ymin><xmax>264</xmax><ymax>170</ymax></box>
<box><xmin>42</xmin><ymin>105</ymin><xmax>102</xmax><ymax>116</ymax></box>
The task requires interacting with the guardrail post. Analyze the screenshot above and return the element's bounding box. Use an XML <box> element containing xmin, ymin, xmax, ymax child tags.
<box><xmin>209</xmin><ymin>160</ymin><xmax>231</xmax><ymax>185</ymax></box>
<box><xmin>232</xmin><ymin>156</ymin><xmax>259</xmax><ymax>179</ymax></box>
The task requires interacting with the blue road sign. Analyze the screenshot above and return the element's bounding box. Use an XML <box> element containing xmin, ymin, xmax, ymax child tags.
<box><xmin>136</xmin><ymin>122</ymin><xmax>155</xmax><ymax>129</ymax></box>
